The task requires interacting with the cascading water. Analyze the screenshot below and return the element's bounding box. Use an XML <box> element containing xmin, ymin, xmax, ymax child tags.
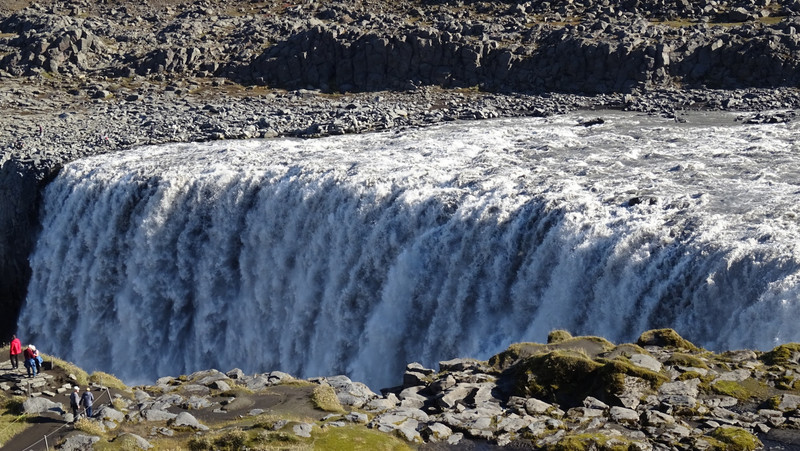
<box><xmin>18</xmin><ymin>111</ymin><xmax>800</xmax><ymax>389</ymax></box>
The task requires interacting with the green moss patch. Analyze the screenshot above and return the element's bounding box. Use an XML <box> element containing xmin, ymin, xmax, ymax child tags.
<box><xmin>490</xmin><ymin>336</ymin><xmax>615</xmax><ymax>371</ymax></box>
<box><xmin>761</xmin><ymin>343</ymin><xmax>800</xmax><ymax>366</ymax></box>
<box><xmin>504</xmin><ymin>349</ymin><xmax>665</xmax><ymax>406</ymax></box>
<box><xmin>708</xmin><ymin>426</ymin><xmax>762</xmax><ymax>451</ymax></box>
<box><xmin>311</xmin><ymin>424</ymin><xmax>413</xmax><ymax>450</ymax></box>
<box><xmin>547</xmin><ymin>432</ymin><xmax>635</xmax><ymax>450</ymax></box>
<box><xmin>636</xmin><ymin>329</ymin><xmax>700</xmax><ymax>351</ymax></box>
<box><xmin>709</xmin><ymin>378</ymin><xmax>770</xmax><ymax>402</ymax></box>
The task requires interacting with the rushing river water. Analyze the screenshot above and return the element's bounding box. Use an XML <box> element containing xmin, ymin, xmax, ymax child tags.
<box><xmin>18</xmin><ymin>110</ymin><xmax>800</xmax><ymax>389</ymax></box>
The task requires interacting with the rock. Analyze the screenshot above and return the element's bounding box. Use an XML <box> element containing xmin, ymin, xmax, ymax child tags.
<box><xmin>96</xmin><ymin>405</ymin><xmax>125</xmax><ymax>423</ymax></box>
<box><xmin>22</xmin><ymin>397</ymin><xmax>63</xmax><ymax>415</ymax></box>
<box><xmin>293</xmin><ymin>422</ymin><xmax>313</xmax><ymax>437</ymax></box>
<box><xmin>171</xmin><ymin>411</ymin><xmax>208</xmax><ymax>431</ymax></box>
<box><xmin>325</xmin><ymin>375</ymin><xmax>378</xmax><ymax>408</ymax></box>
<box><xmin>525</xmin><ymin>398</ymin><xmax>555</xmax><ymax>415</ymax></box>
<box><xmin>630</xmin><ymin>353</ymin><xmax>663</xmax><ymax>372</ymax></box>
<box><xmin>59</xmin><ymin>434</ymin><xmax>101</xmax><ymax>451</ymax></box>
<box><xmin>773</xmin><ymin>394</ymin><xmax>800</xmax><ymax>411</ymax></box>
<box><xmin>421</xmin><ymin>422</ymin><xmax>453</xmax><ymax>442</ymax></box>
<box><xmin>115</xmin><ymin>432</ymin><xmax>153</xmax><ymax>449</ymax></box>
<box><xmin>141</xmin><ymin>409</ymin><xmax>177</xmax><ymax>422</ymax></box>
<box><xmin>610</xmin><ymin>406</ymin><xmax>640</xmax><ymax>424</ymax></box>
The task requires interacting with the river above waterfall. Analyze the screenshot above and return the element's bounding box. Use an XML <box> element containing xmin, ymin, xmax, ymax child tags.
<box><xmin>18</xmin><ymin>110</ymin><xmax>800</xmax><ymax>389</ymax></box>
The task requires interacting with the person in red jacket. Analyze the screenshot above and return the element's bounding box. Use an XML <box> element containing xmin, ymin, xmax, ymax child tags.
<box><xmin>9</xmin><ymin>335</ymin><xmax>22</xmax><ymax>370</ymax></box>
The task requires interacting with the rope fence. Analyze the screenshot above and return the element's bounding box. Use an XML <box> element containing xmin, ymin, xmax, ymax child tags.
<box><xmin>12</xmin><ymin>386</ymin><xmax>113</xmax><ymax>451</ymax></box>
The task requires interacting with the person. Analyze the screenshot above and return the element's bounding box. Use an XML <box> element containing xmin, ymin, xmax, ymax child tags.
<box><xmin>9</xmin><ymin>335</ymin><xmax>21</xmax><ymax>370</ymax></box>
<box><xmin>23</xmin><ymin>345</ymin><xmax>37</xmax><ymax>377</ymax></box>
<box><xmin>80</xmin><ymin>387</ymin><xmax>94</xmax><ymax>418</ymax></box>
<box><xmin>30</xmin><ymin>345</ymin><xmax>42</xmax><ymax>373</ymax></box>
<box><xmin>69</xmin><ymin>386</ymin><xmax>81</xmax><ymax>420</ymax></box>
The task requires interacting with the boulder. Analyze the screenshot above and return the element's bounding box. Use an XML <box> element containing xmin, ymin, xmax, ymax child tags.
<box><xmin>22</xmin><ymin>397</ymin><xmax>63</xmax><ymax>415</ymax></box>
<box><xmin>59</xmin><ymin>434</ymin><xmax>101</xmax><ymax>451</ymax></box>
<box><xmin>171</xmin><ymin>411</ymin><xmax>208</xmax><ymax>431</ymax></box>
<box><xmin>115</xmin><ymin>432</ymin><xmax>153</xmax><ymax>450</ymax></box>
<box><xmin>293</xmin><ymin>422</ymin><xmax>313</xmax><ymax>437</ymax></box>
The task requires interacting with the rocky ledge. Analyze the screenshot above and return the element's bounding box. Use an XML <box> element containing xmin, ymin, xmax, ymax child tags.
<box><xmin>3</xmin><ymin>329</ymin><xmax>800</xmax><ymax>450</ymax></box>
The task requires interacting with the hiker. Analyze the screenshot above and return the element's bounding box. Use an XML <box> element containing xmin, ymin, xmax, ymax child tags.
<box><xmin>23</xmin><ymin>345</ymin><xmax>37</xmax><ymax>377</ymax></box>
<box><xmin>30</xmin><ymin>344</ymin><xmax>42</xmax><ymax>373</ymax></box>
<box><xmin>80</xmin><ymin>387</ymin><xmax>94</xmax><ymax>418</ymax></box>
<box><xmin>70</xmin><ymin>386</ymin><xmax>81</xmax><ymax>420</ymax></box>
<box><xmin>9</xmin><ymin>335</ymin><xmax>21</xmax><ymax>370</ymax></box>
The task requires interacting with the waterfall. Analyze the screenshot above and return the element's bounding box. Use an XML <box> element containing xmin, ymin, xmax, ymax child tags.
<box><xmin>19</xmin><ymin>113</ymin><xmax>800</xmax><ymax>389</ymax></box>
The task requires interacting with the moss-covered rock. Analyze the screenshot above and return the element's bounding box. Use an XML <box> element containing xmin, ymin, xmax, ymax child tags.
<box><xmin>547</xmin><ymin>329</ymin><xmax>573</xmax><ymax>344</ymax></box>
<box><xmin>636</xmin><ymin>328</ymin><xmax>700</xmax><ymax>351</ymax></box>
<box><xmin>761</xmin><ymin>343</ymin><xmax>800</xmax><ymax>366</ymax></box>
<box><xmin>665</xmin><ymin>352</ymin><xmax>709</xmax><ymax>369</ymax></box>
<box><xmin>708</xmin><ymin>426</ymin><xmax>762</xmax><ymax>451</ymax></box>
<box><xmin>547</xmin><ymin>432</ymin><xmax>636</xmax><ymax>451</ymax></box>
<box><xmin>503</xmin><ymin>349</ymin><xmax>666</xmax><ymax>406</ymax></box>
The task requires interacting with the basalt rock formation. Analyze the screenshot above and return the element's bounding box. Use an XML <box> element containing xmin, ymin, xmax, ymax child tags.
<box><xmin>3</xmin><ymin>329</ymin><xmax>799</xmax><ymax>449</ymax></box>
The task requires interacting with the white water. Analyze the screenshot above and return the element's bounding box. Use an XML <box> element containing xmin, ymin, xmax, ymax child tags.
<box><xmin>18</xmin><ymin>111</ymin><xmax>800</xmax><ymax>389</ymax></box>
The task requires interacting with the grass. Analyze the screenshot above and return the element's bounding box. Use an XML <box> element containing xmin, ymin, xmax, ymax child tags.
<box><xmin>310</xmin><ymin>384</ymin><xmax>345</xmax><ymax>413</ymax></box>
<box><xmin>310</xmin><ymin>425</ymin><xmax>412</xmax><ymax>451</ymax></box>
<box><xmin>89</xmin><ymin>371</ymin><xmax>129</xmax><ymax>391</ymax></box>
<box><xmin>0</xmin><ymin>397</ymin><xmax>30</xmax><ymax>448</ymax></box>
<box><xmin>547</xmin><ymin>330</ymin><xmax>573</xmax><ymax>344</ymax></box>
<box><xmin>74</xmin><ymin>417</ymin><xmax>106</xmax><ymax>436</ymax></box>
<box><xmin>45</xmin><ymin>354</ymin><xmax>90</xmax><ymax>387</ymax></box>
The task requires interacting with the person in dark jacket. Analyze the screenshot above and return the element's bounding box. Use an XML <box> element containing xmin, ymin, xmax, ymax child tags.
<box><xmin>69</xmin><ymin>386</ymin><xmax>81</xmax><ymax>420</ymax></box>
<box><xmin>9</xmin><ymin>335</ymin><xmax>21</xmax><ymax>370</ymax></box>
<box><xmin>80</xmin><ymin>388</ymin><xmax>94</xmax><ymax>418</ymax></box>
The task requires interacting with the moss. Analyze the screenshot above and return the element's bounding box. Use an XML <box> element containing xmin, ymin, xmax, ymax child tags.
<box><xmin>709</xmin><ymin>379</ymin><xmax>770</xmax><ymax>402</ymax></box>
<box><xmin>677</xmin><ymin>371</ymin><xmax>703</xmax><ymax>381</ymax></box>
<box><xmin>665</xmin><ymin>352</ymin><xmax>709</xmax><ymax>369</ymax></box>
<box><xmin>761</xmin><ymin>343</ymin><xmax>800</xmax><ymax>366</ymax></box>
<box><xmin>711</xmin><ymin>380</ymin><xmax>751</xmax><ymax>401</ymax></box>
<box><xmin>708</xmin><ymin>426</ymin><xmax>763</xmax><ymax>451</ymax></box>
<box><xmin>548</xmin><ymin>330</ymin><xmax>573</xmax><ymax>344</ymax></box>
<box><xmin>311</xmin><ymin>384</ymin><xmax>346</xmax><ymax>413</ymax></box>
<box><xmin>490</xmin><ymin>337</ymin><xmax>616</xmax><ymax>372</ymax></box>
<box><xmin>601</xmin><ymin>343</ymin><xmax>651</xmax><ymax>360</ymax></box>
<box><xmin>489</xmin><ymin>342</ymin><xmax>546</xmax><ymax>370</ymax></box>
<box><xmin>547</xmin><ymin>432</ymin><xmax>634</xmax><ymax>451</ymax></box>
<box><xmin>311</xmin><ymin>424</ymin><xmax>413</xmax><ymax>450</ymax></box>
<box><xmin>511</xmin><ymin>350</ymin><xmax>603</xmax><ymax>402</ymax></box>
<box><xmin>636</xmin><ymin>329</ymin><xmax>700</xmax><ymax>351</ymax></box>
<box><xmin>505</xmin><ymin>348</ymin><xmax>665</xmax><ymax>406</ymax></box>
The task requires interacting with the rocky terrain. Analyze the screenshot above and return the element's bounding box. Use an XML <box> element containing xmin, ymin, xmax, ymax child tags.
<box><xmin>3</xmin><ymin>329</ymin><xmax>800</xmax><ymax>449</ymax></box>
<box><xmin>1</xmin><ymin>2</ymin><xmax>800</xmax><ymax>448</ymax></box>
